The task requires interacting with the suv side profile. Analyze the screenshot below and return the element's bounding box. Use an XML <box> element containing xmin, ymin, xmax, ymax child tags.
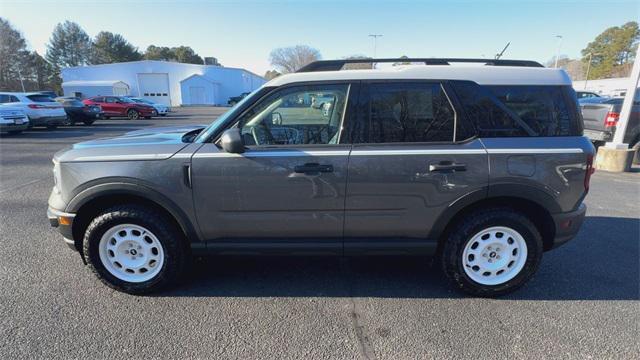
<box><xmin>83</xmin><ymin>96</ymin><xmax>157</xmax><ymax>120</ymax></box>
<box><xmin>48</xmin><ymin>58</ymin><xmax>594</xmax><ymax>296</ymax></box>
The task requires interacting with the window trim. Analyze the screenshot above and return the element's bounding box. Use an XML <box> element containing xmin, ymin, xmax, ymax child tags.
<box><xmin>358</xmin><ymin>80</ymin><xmax>460</xmax><ymax>145</ymax></box>
<box><xmin>211</xmin><ymin>81</ymin><xmax>357</xmax><ymax>148</ymax></box>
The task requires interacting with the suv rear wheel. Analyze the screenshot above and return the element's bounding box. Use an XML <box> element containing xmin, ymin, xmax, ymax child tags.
<box><xmin>83</xmin><ymin>205</ymin><xmax>187</xmax><ymax>294</ymax></box>
<box><xmin>441</xmin><ymin>208</ymin><xmax>543</xmax><ymax>297</ymax></box>
<box><xmin>127</xmin><ymin>109</ymin><xmax>140</xmax><ymax>120</ymax></box>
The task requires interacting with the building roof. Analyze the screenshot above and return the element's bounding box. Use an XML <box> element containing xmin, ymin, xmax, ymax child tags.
<box><xmin>62</xmin><ymin>80</ymin><xmax>129</xmax><ymax>87</ymax></box>
<box><xmin>266</xmin><ymin>65</ymin><xmax>572</xmax><ymax>87</ymax></box>
<box><xmin>179</xmin><ymin>74</ymin><xmax>220</xmax><ymax>84</ymax></box>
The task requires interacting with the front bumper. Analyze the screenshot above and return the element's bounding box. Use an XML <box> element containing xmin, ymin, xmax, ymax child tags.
<box><xmin>47</xmin><ymin>206</ymin><xmax>76</xmax><ymax>250</ymax></box>
<box><xmin>550</xmin><ymin>203</ymin><xmax>587</xmax><ymax>249</ymax></box>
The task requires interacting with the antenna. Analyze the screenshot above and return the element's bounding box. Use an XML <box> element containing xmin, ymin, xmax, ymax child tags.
<box><xmin>495</xmin><ymin>42</ymin><xmax>510</xmax><ymax>60</ymax></box>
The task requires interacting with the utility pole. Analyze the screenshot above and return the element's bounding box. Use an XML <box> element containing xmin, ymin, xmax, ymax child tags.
<box><xmin>554</xmin><ymin>35</ymin><xmax>563</xmax><ymax>68</ymax></box>
<box><xmin>17</xmin><ymin>67</ymin><xmax>26</xmax><ymax>92</ymax></box>
<box><xmin>368</xmin><ymin>34</ymin><xmax>383</xmax><ymax>58</ymax></box>
<box><xmin>584</xmin><ymin>52</ymin><xmax>598</xmax><ymax>89</ymax></box>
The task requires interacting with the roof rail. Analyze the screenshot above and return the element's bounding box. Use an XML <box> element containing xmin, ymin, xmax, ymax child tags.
<box><xmin>296</xmin><ymin>58</ymin><xmax>545</xmax><ymax>72</ymax></box>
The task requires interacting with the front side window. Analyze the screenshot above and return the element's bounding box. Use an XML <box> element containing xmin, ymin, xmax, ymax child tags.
<box><xmin>237</xmin><ymin>84</ymin><xmax>349</xmax><ymax>146</ymax></box>
<box><xmin>367</xmin><ymin>82</ymin><xmax>455</xmax><ymax>143</ymax></box>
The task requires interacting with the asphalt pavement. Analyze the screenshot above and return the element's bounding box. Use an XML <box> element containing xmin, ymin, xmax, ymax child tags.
<box><xmin>1</xmin><ymin>107</ymin><xmax>638</xmax><ymax>359</ymax></box>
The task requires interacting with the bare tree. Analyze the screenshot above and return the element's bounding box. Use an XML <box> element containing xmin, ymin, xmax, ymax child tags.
<box><xmin>342</xmin><ymin>55</ymin><xmax>373</xmax><ymax>70</ymax></box>
<box><xmin>269</xmin><ymin>45</ymin><xmax>321</xmax><ymax>73</ymax></box>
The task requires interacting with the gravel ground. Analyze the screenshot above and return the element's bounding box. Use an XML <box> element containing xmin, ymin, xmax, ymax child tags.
<box><xmin>1</xmin><ymin>107</ymin><xmax>638</xmax><ymax>359</ymax></box>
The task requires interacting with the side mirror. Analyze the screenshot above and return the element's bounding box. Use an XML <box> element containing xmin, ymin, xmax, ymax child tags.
<box><xmin>271</xmin><ymin>112</ymin><xmax>282</xmax><ymax>125</ymax></box>
<box><xmin>220</xmin><ymin>128</ymin><xmax>245</xmax><ymax>154</ymax></box>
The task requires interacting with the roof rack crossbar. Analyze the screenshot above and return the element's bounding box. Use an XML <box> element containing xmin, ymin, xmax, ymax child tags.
<box><xmin>296</xmin><ymin>58</ymin><xmax>544</xmax><ymax>72</ymax></box>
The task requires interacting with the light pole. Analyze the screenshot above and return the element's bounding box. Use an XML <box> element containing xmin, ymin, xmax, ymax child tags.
<box><xmin>368</xmin><ymin>34</ymin><xmax>383</xmax><ymax>58</ymax></box>
<box><xmin>554</xmin><ymin>35</ymin><xmax>563</xmax><ymax>68</ymax></box>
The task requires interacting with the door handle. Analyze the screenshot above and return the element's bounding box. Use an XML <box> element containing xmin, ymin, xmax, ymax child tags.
<box><xmin>294</xmin><ymin>163</ymin><xmax>334</xmax><ymax>174</ymax></box>
<box><xmin>429</xmin><ymin>161</ymin><xmax>467</xmax><ymax>172</ymax></box>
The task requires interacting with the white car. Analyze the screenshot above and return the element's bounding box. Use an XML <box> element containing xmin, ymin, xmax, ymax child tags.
<box><xmin>0</xmin><ymin>92</ymin><xmax>67</xmax><ymax>128</ymax></box>
<box><xmin>128</xmin><ymin>97</ymin><xmax>171</xmax><ymax>116</ymax></box>
<box><xmin>0</xmin><ymin>106</ymin><xmax>29</xmax><ymax>134</ymax></box>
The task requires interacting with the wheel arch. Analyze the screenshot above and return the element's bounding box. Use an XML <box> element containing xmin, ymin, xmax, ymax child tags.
<box><xmin>67</xmin><ymin>183</ymin><xmax>201</xmax><ymax>251</ymax></box>
<box><xmin>430</xmin><ymin>189</ymin><xmax>558</xmax><ymax>253</ymax></box>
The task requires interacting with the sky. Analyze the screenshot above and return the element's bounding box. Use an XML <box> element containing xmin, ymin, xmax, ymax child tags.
<box><xmin>1</xmin><ymin>0</ymin><xmax>639</xmax><ymax>75</ymax></box>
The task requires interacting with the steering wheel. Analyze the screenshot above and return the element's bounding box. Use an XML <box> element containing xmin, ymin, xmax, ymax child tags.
<box><xmin>250</xmin><ymin>122</ymin><xmax>275</xmax><ymax>145</ymax></box>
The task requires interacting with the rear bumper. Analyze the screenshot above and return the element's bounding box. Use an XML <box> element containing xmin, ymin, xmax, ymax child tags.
<box><xmin>550</xmin><ymin>203</ymin><xmax>587</xmax><ymax>250</ymax></box>
<box><xmin>584</xmin><ymin>129</ymin><xmax>612</xmax><ymax>142</ymax></box>
<box><xmin>30</xmin><ymin>115</ymin><xmax>67</xmax><ymax>126</ymax></box>
<box><xmin>47</xmin><ymin>206</ymin><xmax>76</xmax><ymax>250</ymax></box>
<box><xmin>0</xmin><ymin>121</ymin><xmax>29</xmax><ymax>132</ymax></box>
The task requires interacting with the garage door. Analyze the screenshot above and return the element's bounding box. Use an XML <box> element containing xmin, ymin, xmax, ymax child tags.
<box><xmin>138</xmin><ymin>73</ymin><xmax>171</xmax><ymax>106</ymax></box>
<box><xmin>189</xmin><ymin>87</ymin><xmax>206</xmax><ymax>104</ymax></box>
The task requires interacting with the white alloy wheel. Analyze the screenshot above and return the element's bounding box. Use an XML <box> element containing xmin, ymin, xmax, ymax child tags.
<box><xmin>98</xmin><ymin>224</ymin><xmax>165</xmax><ymax>283</ymax></box>
<box><xmin>462</xmin><ymin>226</ymin><xmax>528</xmax><ymax>286</ymax></box>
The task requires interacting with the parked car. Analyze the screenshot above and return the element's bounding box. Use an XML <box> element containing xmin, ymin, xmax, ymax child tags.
<box><xmin>576</xmin><ymin>91</ymin><xmax>600</xmax><ymax>100</ymax></box>
<box><xmin>48</xmin><ymin>58</ymin><xmax>594</xmax><ymax>296</ymax></box>
<box><xmin>228</xmin><ymin>92</ymin><xmax>251</xmax><ymax>106</ymax></box>
<box><xmin>55</xmin><ymin>97</ymin><xmax>103</xmax><ymax>125</ymax></box>
<box><xmin>83</xmin><ymin>96</ymin><xmax>157</xmax><ymax>120</ymax></box>
<box><xmin>127</xmin><ymin>97</ymin><xmax>171</xmax><ymax>116</ymax></box>
<box><xmin>0</xmin><ymin>92</ymin><xmax>67</xmax><ymax>128</ymax></box>
<box><xmin>0</xmin><ymin>106</ymin><xmax>29</xmax><ymax>134</ymax></box>
<box><xmin>580</xmin><ymin>96</ymin><xmax>640</xmax><ymax>162</ymax></box>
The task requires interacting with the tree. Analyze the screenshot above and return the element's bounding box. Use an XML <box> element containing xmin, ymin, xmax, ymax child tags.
<box><xmin>46</xmin><ymin>21</ymin><xmax>92</xmax><ymax>68</ymax></box>
<box><xmin>264</xmin><ymin>70</ymin><xmax>281</xmax><ymax>80</ymax></box>
<box><xmin>90</xmin><ymin>31</ymin><xmax>141</xmax><ymax>64</ymax></box>
<box><xmin>581</xmin><ymin>21</ymin><xmax>640</xmax><ymax>79</ymax></box>
<box><xmin>25</xmin><ymin>51</ymin><xmax>59</xmax><ymax>91</ymax></box>
<box><xmin>143</xmin><ymin>45</ymin><xmax>203</xmax><ymax>64</ymax></box>
<box><xmin>172</xmin><ymin>46</ymin><xmax>203</xmax><ymax>64</ymax></box>
<box><xmin>269</xmin><ymin>45</ymin><xmax>321</xmax><ymax>73</ymax></box>
<box><xmin>393</xmin><ymin>55</ymin><xmax>411</xmax><ymax>66</ymax></box>
<box><xmin>342</xmin><ymin>55</ymin><xmax>373</xmax><ymax>70</ymax></box>
<box><xmin>0</xmin><ymin>17</ymin><xmax>29</xmax><ymax>91</ymax></box>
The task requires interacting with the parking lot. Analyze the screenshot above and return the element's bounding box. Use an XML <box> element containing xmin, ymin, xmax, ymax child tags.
<box><xmin>0</xmin><ymin>107</ymin><xmax>638</xmax><ymax>359</ymax></box>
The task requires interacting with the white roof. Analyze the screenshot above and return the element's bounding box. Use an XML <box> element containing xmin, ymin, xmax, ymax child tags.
<box><xmin>266</xmin><ymin>65</ymin><xmax>572</xmax><ymax>87</ymax></box>
<box><xmin>62</xmin><ymin>80</ymin><xmax>129</xmax><ymax>87</ymax></box>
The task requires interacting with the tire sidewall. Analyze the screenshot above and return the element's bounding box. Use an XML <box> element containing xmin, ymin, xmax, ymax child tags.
<box><xmin>443</xmin><ymin>210</ymin><xmax>543</xmax><ymax>296</ymax></box>
<box><xmin>83</xmin><ymin>207</ymin><xmax>182</xmax><ymax>294</ymax></box>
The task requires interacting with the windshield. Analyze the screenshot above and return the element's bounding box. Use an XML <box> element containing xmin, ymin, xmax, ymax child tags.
<box><xmin>194</xmin><ymin>88</ymin><xmax>264</xmax><ymax>143</ymax></box>
<box><xmin>133</xmin><ymin>98</ymin><xmax>153</xmax><ymax>104</ymax></box>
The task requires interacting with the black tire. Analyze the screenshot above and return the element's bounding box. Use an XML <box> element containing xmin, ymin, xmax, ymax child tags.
<box><xmin>441</xmin><ymin>207</ymin><xmax>543</xmax><ymax>297</ymax></box>
<box><xmin>160</xmin><ymin>114</ymin><xmax>167</xmax><ymax>117</ymax></box>
<box><xmin>144</xmin><ymin>116</ymin><xmax>151</xmax><ymax>119</ymax></box>
<box><xmin>83</xmin><ymin>205</ymin><xmax>188</xmax><ymax>294</ymax></box>
<box><xmin>7</xmin><ymin>130</ymin><xmax>22</xmax><ymax>135</ymax></box>
<box><xmin>83</xmin><ymin>119</ymin><xmax>95</xmax><ymax>126</ymax></box>
<box><xmin>103</xmin><ymin>116</ymin><xmax>110</xmax><ymax>120</ymax></box>
<box><xmin>127</xmin><ymin>109</ymin><xmax>140</xmax><ymax>120</ymax></box>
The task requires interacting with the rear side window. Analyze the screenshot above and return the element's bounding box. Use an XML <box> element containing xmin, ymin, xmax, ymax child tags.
<box><xmin>452</xmin><ymin>81</ymin><xmax>580</xmax><ymax>137</ymax></box>
<box><xmin>367</xmin><ymin>82</ymin><xmax>455</xmax><ymax>143</ymax></box>
<box><xmin>26</xmin><ymin>95</ymin><xmax>54</xmax><ymax>102</ymax></box>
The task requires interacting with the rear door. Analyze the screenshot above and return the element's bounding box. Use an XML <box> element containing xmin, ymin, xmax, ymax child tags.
<box><xmin>343</xmin><ymin>81</ymin><xmax>488</xmax><ymax>251</ymax></box>
<box><xmin>191</xmin><ymin>82</ymin><xmax>355</xmax><ymax>249</ymax></box>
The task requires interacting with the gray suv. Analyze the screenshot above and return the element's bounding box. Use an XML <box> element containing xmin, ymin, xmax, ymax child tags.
<box><xmin>48</xmin><ymin>58</ymin><xmax>594</xmax><ymax>296</ymax></box>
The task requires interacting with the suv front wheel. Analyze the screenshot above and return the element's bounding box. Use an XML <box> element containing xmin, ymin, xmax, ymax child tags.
<box><xmin>441</xmin><ymin>208</ymin><xmax>543</xmax><ymax>297</ymax></box>
<box><xmin>83</xmin><ymin>205</ymin><xmax>187</xmax><ymax>294</ymax></box>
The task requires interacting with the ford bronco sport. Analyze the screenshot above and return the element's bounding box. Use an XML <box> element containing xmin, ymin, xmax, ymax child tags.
<box><xmin>48</xmin><ymin>58</ymin><xmax>594</xmax><ymax>296</ymax></box>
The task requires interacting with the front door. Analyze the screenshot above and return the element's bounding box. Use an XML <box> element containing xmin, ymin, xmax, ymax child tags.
<box><xmin>343</xmin><ymin>81</ymin><xmax>488</xmax><ymax>248</ymax></box>
<box><xmin>191</xmin><ymin>83</ymin><xmax>355</xmax><ymax>247</ymax></box>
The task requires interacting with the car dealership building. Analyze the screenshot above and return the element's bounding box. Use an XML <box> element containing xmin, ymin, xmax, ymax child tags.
<box><xmin>61</xmin><ymin>60</ymin><xmax>266</xmax><ymax>106</ymax></box>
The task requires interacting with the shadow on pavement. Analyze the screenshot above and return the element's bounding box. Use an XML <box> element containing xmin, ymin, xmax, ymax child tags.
<box><xmin>159</xmin><ymin>216</ymin><xmax>639</xmax><ymax>301</ymax></box>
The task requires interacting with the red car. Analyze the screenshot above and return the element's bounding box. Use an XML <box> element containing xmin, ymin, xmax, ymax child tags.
<box><xmin>83</xmin><ymin>96</ymin><xmax>157</xmax><ymax>120</ymax></box>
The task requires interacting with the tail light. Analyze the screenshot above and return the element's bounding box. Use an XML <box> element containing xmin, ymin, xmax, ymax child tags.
<box><xmin>28</xmin><ymin>104</ymin><xmax>46</xmax><ymax>109</ymax></box>
<box><xmin>604</xmin><ymin>112</ymin><xmax>619</xmax><ymax>128</ymax></box>
<box><xmin>584</xmin><ymin>154</ymin><xmax>595</xmax><ymax>193</ymax></box>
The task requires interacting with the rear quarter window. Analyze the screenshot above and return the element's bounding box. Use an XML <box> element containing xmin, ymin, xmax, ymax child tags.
<box><xmin>26</xmin><ymin>95</ymin><xmax>55</xmax><ymax>102</ymax></box>
<box><xmin>452</xmin><ymin>81</ymin><xmax>581</xmax><ymax>137</ymax></box>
